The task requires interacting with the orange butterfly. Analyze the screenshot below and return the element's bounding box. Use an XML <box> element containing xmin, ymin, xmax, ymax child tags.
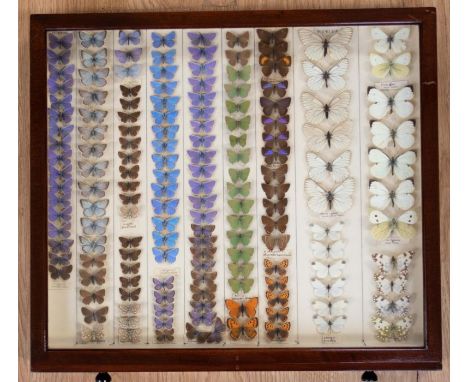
<box><xmin>265</xmin><ymin>275</ymin><xmax>288</xmax><ymax>291</ymax></box>
<box><xmin>266</xmin><ymin>306</ymin><xmax>289</xmax><ymax>322</ymax></box>
<box><xmin>225</xmin><ymin>297</ymin><xmax>258</xmax><ymax>319</ymax></box>
<box><xmin>264</xmin><ymin>258</ymin><xmax>289</xmax><ymax>276</ymax></box>
<box><xmin>266</xmin><ymin>290</ymin><xmax>289</xmax><ymax>306</ymax></box>
<box><xmin>265</xmin><ymin>321</ymin><xmax>290</xmax><ymax>341</ymax></box>
<box><xmin>227</xmin><ymin>317</ymin><xmax>258</xmax><ymax>340</ymax></box>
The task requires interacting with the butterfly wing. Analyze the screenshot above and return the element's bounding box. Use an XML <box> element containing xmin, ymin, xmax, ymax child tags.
<box><xmin>393</xmin><ymin>86</ymin><xmax>414</xmax><ymax>118</ymax></box>
<box><xmin>327</xmin><ymin>91</ymin><xmax>350</xmax><ymax>124</ymax></box>
<box><xmin>369</xmin><ymin>180</ymin><xmax>391</xmax><ymax>210</ymax></box>
<box><xmin>395</xmin><ymin>120</ymin><xmax>416</xmax><ymax>149</ymax></box>
<box><xmin>371</xmin><ymin>28</ymin><xmax>390</xmax><ymax>53</ymax></box>
<box><xmin>368</xmin><ymin>88</ymin><xmax>390</xmax><ymax>119</ymax></box>
<box><xmin>304</xmin><ymin>179</ymin><xmax>328</xmax><ymax>213</ymax></box>
<box><xmin>369</xmin><ymin>210</ymin><xmax>392</xmax><ymax>241</ymax></box>
<box><xmin>306</xmin><ymin>152</ymin><xmax>327</xmax><ymax>182</ymax></box>
<box><xmin>395</xmin><ymin>210</ymin><xmax>418</xmax><ymax>239</ymax></box>
<box><xmin>394</xmin><ymin>151</ymin><xmax>416</xmax><ymax>180</ymax></box>
<box><xmin>368</xmin><ymin>148</ymin><xmax>391</xmax><ymax>179</ymax></box>
<box><xmin>370</xmin><ymin>53</ymin><xmax>391</xmax><ymax>78</ymax></box>
<box><xmin>327</xmin><ymin>58</ymin><xmax>348</xmax><ymax>90</ymax></box>
<box><xmin>331</xmin><ymin>177</ymin><xmax>354</xmax><ymax>213</ymax></box>
<box><xmin>370</xmin><ymin>121</ymin><xmax>392</xmax><ymax>148</ymax></box>
<box><xmin>390</xmin><ymin>52</ymin><xmax>411</xmax><ymax>78</ymax></box>
<box><xmin>392</xmin><ymin>27</ymin><xmax>411</xmax><ymax>53</ymax></box>
<box><xmin>301</xmin><ymin>92</ymin><xmax>326</xmax><ymax>124</ymax></box>
<box><xmin>328</xmin><ymin>27</ymin><xmax>353</xmax><ymax>60</ymax></box>
<box><xmin>394</xmin><ymin>179</ymin><xmax>415</xmax><ymax>210</ymax></box>
<box><xmin>302</xmin><ymin>61</ymin><xmax>326</xmax><ymax>90</ymax></box>
<box><xmin>298</xmin><ymin>29</ymin><xmax>326</xmax><ymax>61</ymax></box>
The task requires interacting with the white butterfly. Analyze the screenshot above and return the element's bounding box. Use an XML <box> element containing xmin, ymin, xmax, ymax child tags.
<box><xmin>303</xmin><ymin>122</ymin><xmax>351</xmax><ymax>152</ymax></box>
<box><xmin>308</xmin><ymin>221</ymin><xmax>344</xmax><ymax>241</ymax></box>
<box><xmin>314</xmin><ymin>315</ymin><xmax>347</xmax><ymax>334</ymax></box>
<box><xmin>298</xmin><ymin>27</ymin><xmax>353</xmax><ymax>61</ymax></box>
<box><xmin>372</xmin><ymin>315</ymin><xmax>413</xmax><ymax>342</ymax></box>
<box><xmin>369</xmin><ymin>210</ymin><xmax>418</xmax><ymax>241</ymax></box>
<box><xmin>310</xmin><ymin>240</ymin><xmax>345</xmax><ymax>259</ymax></box>
<box><xmin>370</xmin><ymin>120</ymin><xmax>415</xmax><ymax>149</ymax></box>
<box><xmin>312</xmin><ymin>278</ymin><xmax>346</xmax><ymax>298</ymax></box>
<box><xmin>370</xmin><ymin>52</ymin><xmax>411</xmax><ymax>78</ymax></box>
<box><xmin>306</xmin><ymin>151</ymin><xmax>351</xmax><ymax>183</ymax></box>
<box><xmin>368</xmin><ymin>87</ymin><xmax>414</xmax><ymax>119</ymax></box>
<box><xmin>368</xmin><ymin>149</ymin><xmax>416</xmax><ymax>180</ymax></box>
<box><xmin>375</xmin><ymin>274</ymin><xmax>407</xmax><ymax>295</ymax></box>
<box><xmin>374</xmin><ymin>295</ymin><xmax>410</xmax><ymax>316</ymax></box>
<box><xmin>312</xmin><ymin>260</ymin><xmax>346</xmax><ymax>278</ymax></box>
<box><xmin>372</xmin><ymin>251</ymin><xmax>415</xmax><ymax>275</ymax></box>
<box><xmin>301</xmin><ymin>91</ymin><xmax>351</xmax><ymax>125</ymax></box>
<box><xmin>369</xmin><ymin>180</ymin><xmax>415</xmax><ymax>210</ymax></box>
<box><xmin>305</xmin><ymin>177</ymin><xmax>355</xmax><ymax>214</ymax></box>
<box><xmin>302</xmin><ymin>59</ymin><xmax>349</xmax><ymax>90</ymax></box>
<box><xmin>312</xmin><ymin>299</ymin><xmax>348</xmax><ymax>316</ymax></box>
<box><xmin>371</xmin><ymin>27</ymin><xmax>410</xmax><ymax>54</ymax></box>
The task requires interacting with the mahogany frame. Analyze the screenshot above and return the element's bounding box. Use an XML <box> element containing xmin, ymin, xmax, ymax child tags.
<box><xmin>30</xmin><ymin>8</ymin><xmax>441</xmax><ymax>372</ymax></box>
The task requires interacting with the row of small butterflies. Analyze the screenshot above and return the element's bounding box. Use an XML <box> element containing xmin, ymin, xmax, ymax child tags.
<box><xmin>118</xmin><ymin>237</ymin><xmax>142</xmax><ymax>303</ymax></box>
<box><xmin>115</xmin><ymin>30</ymin><xmax>143</xmax><ymax>81</ymax></box>
<box><xmin>153</xmin><ymin>276</ymin><xmax>175</xmax><ymax>342</ymax></box>
<box><xmin>256</xmin><ymin>28</ymin><xmax>291</xmax><ymax>78</ymax></box>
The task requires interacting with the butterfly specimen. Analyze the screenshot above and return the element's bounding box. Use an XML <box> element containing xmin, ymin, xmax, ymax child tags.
<box><xmin>119</xmin><ymin>165</ymin><xmax>140</xmax><ymax>179</ymax></box>
<box><xmin>262</xmin><ymin>215</ymin><xmax>288</xmax><ymax>234</ymax></box>
<box><xmin>302</xmin><ymin>59</ymin><xmax>349</xmax><ymax>90</ymax></box>
<box><xmin>368</xmin><ymin>149</ymin><xmax>416</xmax><ymax>180</ymax></box>
<box><xmin>49</xmin><ymin>264</ymin><xmax>73</xmax><ymax>280</ymax></box>
<box><xmin>265</xmin><ymin>275</ymin><xmax>288</xmax><ymax>291</ymax></box>
<box><xmin>375</xmin><ymin>274</ymin><xmax>408</xmax><ymax>295</ymax></box>
<box><xmin>372</xmin><ymin>251</ymin><xmax>415</xmax><ymax>276</ymax></box>
<box><xmin>81</xmin><ymin>306</ymin><xmax>109</xmax><ymax>324</ymax></box>
<box><xmin>258</xmin><ymin>54</ymin><xmax>291</xmax><ymax>77</ymax></box>
<box><xmin>370</xmin><ymin>120</ymin><xmax>415</xmax><ymax>149</ymax></box>
<box><xmin>261</xmin><ymin>183</ymin><xmax>290</xmax><ymax>199</ymax></box>
<box><xmin>80</xmin><ymin>324</ymin><xmax>105</xmax><ymax>344</ymax></box>
<box><xmin>264</xmin><ymin>258</ymin><xmax>289</xmax><ymax>276</ymax></box>
<box><xmin>152</xmin><ymin>31</ymin><xmax>176</xmax><ymax>48</ymax></box>
<box><xmin>118</xmin><ymin>327</ymin><xmax>142</xmax><ymax>343</ymax></box>
<box><xmin>119</xmin><ymin>30</ymin><xmax>141</xmax><ymax>45</ymax></box>
<box><xmin>370</xmin><ymin>52</ymin><xmax>411</xmax><ymax>78</ymax></box>
<box><xmin>119</xmin><ymin>287</ymin><xmax>141</xmax><ymax>302</ymax></box>
<box><xmin>120</xmin><ymin>275</ymin><xmax>141</xmax><ymax>288</ymax></box>
<box><xmin>313</xmin><ymin>315</ymin><xmax>347</xmax><ymax>334</ymax></box>
<box><xmin>79</xmin><ymin>269</ymin><xmax>106</xmax><ymax>286</ymax></box>
<box><xmin>80</xmin><ymin>253</ymin><xmax>106</xmax><ymax>268</ymax></box>
<box><xmin>225</xmin><ymin>49</ymin><xmax>251</xmax><ymax>66</ymax></box>
<box><xmin>115</xmin><ymin>48</ymin><xmax>143</xmax><ymax>64</ymax></box>
<box><xmin>79</xmin><ymin>31</ymin><xmax>106</xmax><ymax>48</ymax></box>
<box><xmin>310</xmin><ymin>240</ymin><xmax>345</xmax><ymax>259</ymax></box>
<box><xmin>49</xmin><ymin>33</ymin><xmax>73</xmax><ymax>49</ymax></box>
<box><xmin>261</xmin><ymin>80</ymin><xmax>288</xmax><ymax>97</ymax></box>
<box><xmin>120</xmin><ymin>97</ymin><xmax>140</xmax><ymax>110</ymax></box>
<box><xmin>298</xmin><ymin>27</ymin><xmax>352</xmax><ymax>61</ymax></box>
<box><xmin>265</xmin><ymin>321</ymin><xmax>290</xmax><ymax>341</ymax></box>
<box><xmin>312</xmin><ymin>278</ymin><xmax>346</xmax><ymax>298</ymax></box>
<box><xmin>312</xmin><ymin>259</ymin><xmax>346</xmax><ymax>278</ymax></box>
<box><xmin>260</xmin><ymin>97</ymin><xmax>291</xmax><ymax>116</ymax></box>
<box><xmin>369</xmin><ymin>180</ymin><xmax>415</xmax><ymax>210</ymax></box>
<box><xmin>374</xmin><ymin>295</ymin><xmax>410</xmax><ymax>316</ymax></box>
<box><xmin>227</xmin><ymin>318</ymin><xmax>258</xmax><ymax>340</ymax></box>
<box><xmin>263</xmin><ymin>198</ymin><xmax>288</xmax><ymax>217</ymax></box>
<box><xmin>305</xmin><ymin>177</ymin><xmax>355</xmax><ymax>214</ymax></box>
<box><xmin>226</xmin><ymin>31</ymin><xmax>249</xmax><ymax>48</ymax></box>
<box><xmin>81</xmin><ymin>49</ymin><xmax>107</xmax><ymax>68</ymax></box>
<box><xmin>371</xmin><ymin>27</ymin><xmax>410</xmax><ymax>54</ymax></box>
<box><xmin>306</xmin><ymin>151</ymin><xmax>351</xmax><ymax>183</ymax></box>
<box><xmin>368</xmin><ymin>86</ymin><xmax>414</xmax><ymax>119</ymax></box>
<box><xmin>312</xmin><ymin>299</ymin><xmax>348</xmax><ymax>317</ymax></box>
<box><xmin>119</xmin><ymin>236</ymin><xmax>142</xmax><ymax>248</ymax></box>
<box><xmin>369</xmin><ymin>211</ymin><xmax>418</xmax><ymax>240</ymax></box>
<box><xmin>262</xmin><ymin>234</ymin><xmax>290</xmax><ymax>251</ymax></box>
<box><xmin>301</xmin><ymin>91</ymin><xmax>350</xmax><ymax>125</ymax></box>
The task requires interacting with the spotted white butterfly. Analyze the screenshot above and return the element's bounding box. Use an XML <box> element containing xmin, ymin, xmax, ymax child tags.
<box><xmin>311</xmin><ymin>278</ymin><xmax>346</xmax><ymax>298</ymax></box>
<box><xmin>371</xmin><ymin>251</ymin><xmax>415</xmax><ymax>275</ymax></box>
<box><xmin>369</xmin><ymin>210</ymin><xmax>418</xmax><ymax>240</ymax></box>
<box><xmin>308</xmin><ymin>221</ymin><xmax>344</xmax><ymax>241</ymax></box>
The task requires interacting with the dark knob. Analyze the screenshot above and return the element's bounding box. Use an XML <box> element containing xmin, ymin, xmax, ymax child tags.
<box><xmin>96</xmin><ymin>372</ymin><xmax>112</xmax><ymax>382</ymax></box>
<box><xmin>361</xmin><ymin>370</ymin><xmax>378</xmax><ymax>381</ymax></box>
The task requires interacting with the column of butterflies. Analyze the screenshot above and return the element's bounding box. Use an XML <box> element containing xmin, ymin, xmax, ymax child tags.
<box><xmin>46</xmin><ymin>26</ymin><xmax>424</xmax><ymax>349</ymax></box>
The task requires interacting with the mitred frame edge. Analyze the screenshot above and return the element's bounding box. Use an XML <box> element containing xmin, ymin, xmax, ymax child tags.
<box><xmin>29</xmin><ymin>7</ymin><xmax>441</xmax><ymax>372</ymax></box>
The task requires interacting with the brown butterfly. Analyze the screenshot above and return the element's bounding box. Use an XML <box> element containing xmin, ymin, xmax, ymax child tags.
<box><xmin>261</xmin><ymin>80</ymin><xmax>288</xmax><ymax>97</ymax></box>
<box><xmin>80</xmin><ymin>253</ymin><xmax>107</xmax><ymax>268</ymax></box>
<box><xmin>262</xmin><ymin>114</ymin><xmax>289</xmax><ymax>134</ymax></box>
<box><xmin>256</xmin><ymin>28</ymin><xmax>289</xmax><ymax>45</ymax></box>
<box><xmin>80</xmin><ymin>268</ymin><xmax>106</xmax><ymax>286</ymax></box>
<box><xmin>156</xmin><ymin>328</ymin><xmax>174</xmax><ymax>343</ymax></box>
<box><xmin>263</xmin><ymin>198</ymin><xmax>288</xmax><ymax>217</ymax></box>
<box><xmin>265</xmin><ymin>321</ymin><xmax>290</xmax><ymax>341</ymax></box>
<box><xmin>119</xmin><ymin>287</ymin><xmax>141</xmax><ymax>301</ymax></box>
<box><xmin>190</xmin><ymin>224</ymin><xmax>215</xmax><ymax>237</ymax></box>
<box><xmin>261</xmin><ymin>164</ymin><xmax>288</xmax><ymax>184</ymax></box>
<box><xmin>262</xmin><ymin>215</ymin><xmax>289</xmax><ymax>234</ymax></box>
<box><xmin>49</xmin><ymin>264</ymin><xmax>73</xmax><ymax>280</ymax></box>
<box><xmin>225</xmin><ymin>49</ymin><xmax>251</xmax><ymax>66</ymax></box>
<box><xmin>118</xmin><ymin>150</ymin><xmax>141</xmax><ymax>165</ymax></box>
<box><xmin>118</xmin><ymin>111</ymin><xmax>140</xmax><ymax>123</ymax></box>
<box><xmin>81</xmin><ymin>306</ymin><xmax>109</xmax><ymax>324</ymax></box>
<box><xmin>189</xmin><ymin>236</ymin><xmax>217</xmax><ymax>246</ymax></box>
<box><xmin>119</xmin><ymin>193</ymin><xmax>141</xmax><ymax>205</ymax></box>
<box><xmin>262</xmin><ymin>131</ymin><xmax>290</xmax><ymax>146</ymax></box>
<box><xmin>186</xmin><ymin>323</ymin><xmax>210</xmax><ymax>343</ymax></box>
<box><xmin>192</xmin><ymin>271</ymin><xmax>217</xmax><ymax>288</ymax></box>
<box><xmin>120</xmin><ymin>97</ymin><xmax>140</xmax><ymax>110</ymax></box>
<box><xmin>119</xmin><ymin>125</ymin><xmax>140</xmax><ymax>137</ymax></box>
<box><xmin>259</xmin><ymin>40</ymin><xmax>289</xmax><ymax>57</ymax></box>
<box><xmin>118</xmin><ymin>181</ymin><xmax>140</xmax><ymax>192</ymax></box>
<box><xmin>265</xmin><ymin>275</ymin><xmax>288</xmax><ymax>291</ymax></box>
<box><xmin>260</xmin><ymin>97</ymin><xmax>291</xmax><ymax>116</ymax></box>
<box><xmin>121</xmin><ymin>262</ymin><xmax>140</xmax><ymax>274</ymax></box>
<box><xmin>119</xmin><ymin>165</ymin><xmax>139</xmax><ymax>179</ymax></box>
<box><xmin>264</xmin><ymin>258</ymin><xmax>289</xmax><ymax>276</ymax></box>
<box><xmin>80</xmin><ymin>288</ymin><xmax>106</xmax><ymax>304</ymax></box>
<box><xmin>120</xmin><ymin>137</ymin><xmax>141</xmax><ymax>150</ymax></box>
<box><xmin>120</xmin><ymin>85</ymin><xmax>141</xmax><ymax>97</ymax></box>
<box><xmin>266</xmin><ymin>290</ymin><xmax>289</xmax><ymax>306</ymax></box>
<box><xmin>259</xmin><ymin>54</ymin><xmax>291</xmax><ymax>77</ymax></box>
<box><xmin>262</xmin><ymin>234</ymin><xmax>290</xmax><ymax>251</ymax></box>
<box><xmin>120</xmin><ymin>275</ymin><xmax>141</xmax><ymax>288</ymax></box>
<box><xmin>119</xmin><ymin>236</ymin><xmax>142</xmax><ymax>248</ymax></box>
<box><xmin>119</xmin><ymin>249</ymin><xmax>141</xmax><ymax>261</ymax></box>
<box><xmin>266</xmin><ymin>306</ymin><xmax>289</xmax><ymax>322</ymax></box>
<box><xmin>262</xmin><ymin>183</ymin><xmax>290</xmax><ymax>199</ymax></box>
<box><xmin>190</xmin><ymin>246</ymin><xmax>217</xmax><ymax>258</ymax></box>
<box><xmin>118</xmin><ymin>315</ymin><xmax>140</xmax><ymax>329</ymax></box>
<box><xmin>262</xmin><ymin>146</ymin><xmax>290</xmax><ymax>165</ymax></box>
<box><xmin>190</xmin><ymin>285</ymin><xmax>216</xmax><ymax>302</ymax></box>
<box><xmin>226</xmin><ymin>31</ymin><xmax>249</xmax><ymax>48</ymax></box>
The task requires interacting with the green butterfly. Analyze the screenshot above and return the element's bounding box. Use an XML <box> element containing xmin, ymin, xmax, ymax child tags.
<box><xmin>228</xmin><ymin>198</ymin><xmax>254</xmax><ymax>214</ymax></box>
<box><xmin>228</xmin><ymin>247</ymin><xmax>254</xmax><ymax>262</ymax></box>
<box><xmin>229</xmin><ymin>134</ymin><xmax>247</xmax><ymax>148</ymax></box>
<box><xmin>227</xmin><ymin>230</ymin><xmax>253</xmax><ymax>246</ymax></box>
<box><xmin>226</xmin><ymin>100</ymin><xmax>250</xmax><ymax>114</ymax></box>
<box><xmin>228</xmin><ymin>168</ymin><xmax>250</xmax><ymax>182</ymax></box>
<box><xmin>227</xmin><ymin>148</ymin><xmax>250</xmax><ymax>164</ymax></box>
<box><xmin>225</xmin><ymin>115</ymin><xmax>251</xmax><ymax>131</ymax></box>
<box><xmin>228</xmin><ymin>277</ymin><xmax>254</xmax><ymax>294</ymax></box>
<box><xmin>224</xmin><ymin>83</ymin><xmax>251</xmax><ymax>99</ymax></box>
<box><xmin>228</xmin><ymin>263</ymin><xmax>254</xmax><ymax>278</ymax></box>
<box><xmin>227</xmin><ymin>65</ymin><xmax>251</xmax><ymax>81</ymax></box>
<box><xmin>227</xmin><ymin>182</ymin><xmax>251</xmax><ymax>198</ymax></box>
<box><xmin>227</xmin><ymin>214</ymin><xmax>253</xmax><ymax>230</ymax></box>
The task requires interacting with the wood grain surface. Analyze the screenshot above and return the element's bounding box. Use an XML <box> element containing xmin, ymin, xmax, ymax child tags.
<box><xmin>19</xmin><ymin>0</ymin><xmax>449</xmax><ymax>381</ymax></box>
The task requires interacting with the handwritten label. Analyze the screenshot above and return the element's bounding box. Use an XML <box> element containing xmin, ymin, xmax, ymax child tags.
<box><xmin>375</xmin><ymin>80</ymin><xmax>408</xmax><ymax>90</ymax></box>
<box><xmin>263</xmin><ymin>250</ymin><xmax>291</xmax><ymax>257</ymax></box>
<box><xmin>321</xmin><ymin>335</ymin><xmax>337</xmax><ymax>344</ymax></box>
<box><xmin>121</xmin><ymin>220</ymin><xmax>137</xmax><ymax>230</ymax></box>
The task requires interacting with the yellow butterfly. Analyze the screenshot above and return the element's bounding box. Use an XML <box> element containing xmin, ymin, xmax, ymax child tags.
<box><xmin>370</xmin><ymin>52</ymin><xmax>411</xmax><ymax>78</ymax></box>
<box><xmin>369</xmin><ymin>210</ymin><xmax>417</xmax><ymax>241</ymax></box>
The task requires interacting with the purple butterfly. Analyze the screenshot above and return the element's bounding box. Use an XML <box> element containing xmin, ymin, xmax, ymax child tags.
<box><xmin>48</xmin><ymin>238</ymin><xmax>73</xmax><ymax>253</ymax></box>
<box><xmin>48</xmin><ymin>252</ymin><xmax>72</xmax><ymax>266</ymax></box>
<box><xmin>188</xmin><ymin>164</ymin><xmax>216</xmax><ymax>178</ymax></box>
<box><xmin>47</xmin><ymin>77</ymin><xmax>74</xmax><ymax>95</ymax></box>
<box><xmin>262</xmin><ymin>115</ymin><xmax>290</xmax><ymax>126</ymax></box>
<box><xmin>187</xmin><ymin>149</ymin><xmax>216</xmax><ymax>164</ymax></box>
<box><xmin>154</xmin><ymin>304</ymin><xmax>174</xmax><ymax>317</ymax></box>
<box><xmin>189</xmin><ymin>106</ymin><xmax>215</xmax><ymax>120</ymax></box>
<box><xmin>48</xmin><ymin>204</ymin><xmax>72</xmax><ymax>222</ymax></box>
<box><xmin>49</xmin><ymin>167</ymin><xmax>73</xmax><ymax>184</ymax></box>
<box><xmin>188</xmin><ymin>32</ymin><xmax>216</xmax><ymax>47</ymax></box>
<box><xmin>114</xmin><ymin>48</ymin><xmax>143</xmax><ymax>64</ymax></box>
<box><xmin>188</xmin><ymin>77</ymin><xmax>216</xmax><ymax>93</ymax></box>
<box><xmin>191</xmin><ymin>120</ymin><xmax>214</xmax><ymax>133</ymax></box>
<box><xmin>188</xmin><ymin>60</ymin><xmax>217</xmax><ymax>76</ymax></box>
<box><xmin>190</xmin><ymin>210</ymin><xmax>217</xmax><ymax>224</ymax></box>
<box><xmin>190</xmin><ymin>300</ymin><xmax>215</xmax><ymax>312</ymax></box>
<box><xmin>262</xmin><ymin>147</ymin><xmax>289</xmax><ymax>157</ymax></box>
<box><xmin>189</xmin><ymin>179</ymin><xmax>216</xmax><ymax>195</ymax></box>
<box><xmin>154</xmin><ymin>317</ymin><xmax>174</xmax><ymax>330</ymax></box>
<box><xmin>191</xmin><ymin>224</ymin><xmax>215</xmax><ymax>237</ymax></box>
<box><xmin>48</xmin><ymin>63</ymin><xmax>75</xmax><ymax>80</ymax></box>
<box><xmin>48</xmin><ymin>221</ymin><xmax>71</xmax><ymax>238</ymax></box>
<box><xmin>207</xmin><ymin>317</ymin><xmax>225</xmax><ymax>343</ymax></box>
<box><xmin>189</xmin><ymin>310</ymin><xmax>216</xmax><ymax>326</ymax></box>
<box><xmin>263</xmin><ymin>131</ymin><xmax>289</xmax><ymax>142</ymax></box>
<box><xmin>48</xmin><ymin>149</ymin><xmax>72</xmax><ymax>167</ymax></box>
<box><xmin>188</xmin><ymin>92</ymin><xmax>216</xmax><ymax>107</ymax></box>
<box><xmin>47</xmin><ymin>49</ymin><xmax>71</xmax><ymax>65</ymax></box>
<box><xmin>191</xmin><ymin>258</ymin><xmax>216</xmax><ymax>273</ymax></box>
<box><xmin>188</xmin><ymin>195</ymin><xmax>217</xmax><ymax>209</ymax></box>
<box><xmin>50</xmin><ymin>94</ymin><xmax>73</xmax><ymax>109</ymax></box>
<box><xmin>48</xmin><ymin>106</ymin><xmax>74</xmax><ymax>124</ymax></box>
<box><xmin>154</xmin><ymin>289</ymin><xmax>175</xmax><ymax>304</ymax></box>
<box><xmin>262</xmin><ymin>80</ymin><xmax>288</xmax><ymax>92</ymax></box>
<box><xmin>189</xmin><ymin>134</ymin><xmax>216</xmax><ymax>149</ymax></box>
<box><xmin>49</xmin><ymin>124</ymin><xmax>74</xmax><ymax>138</ymax></box>
<box><xmin>48</xmin><ymin>33</ymin><xmax>73</xmax><ymax>49</ymax></box>
<box><xmin>119</xmin><ymin>30</ymin><xmax>141</xmax><ymax>45</ymax></box>
<box><xmin>189</xmin><ymin>46</ymin><xmax>217</xmax><ymax>61</ymax></box>
<box><xmin>153</xmin><ymin>276</ymin><xmax>175</xmax><ymax>290</ymax></box>
<box><xmin>49</xmin><ymin>134</ymin><xmax>72</xmax><ymax>151</ymax></box>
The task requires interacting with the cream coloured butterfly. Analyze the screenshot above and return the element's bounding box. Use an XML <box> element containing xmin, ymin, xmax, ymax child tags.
<box><xmin>370</xmin><ymin>52</ymin><xmax>411</xmax><ymax>78</ymax></box>
<box><xmin>80</xmin><ymin>324</ymin><xmax>105</xmax><ymax>344</ymax></box>
<box><xmin>308</xmin><ymin>221</ymin><xmax>344</xmax><ymax>241</ymax></box>
<box><xmin>369</xmin><ymin>210</ymin><xmax>418</xmax><ymax>240</ymax></box>
<box><xmin>310</xmin><ymin>240</ymin><xmax>345</xmax><ymax>259</ymax></box>
<box><xmin>374</xmin><ymin>295</ymin><xmax>410</xmax><ymax>316</ymax></box>
<box><xmin>368</xmin><ymin>86</ymin><xmax>414</xmax><ymax>119</ymax></box>
<box><xmin>306</xmin><ymin>151</ymin><xmax>351</xmax><ymax>183</ymax></box>
<box><xmin>305</xmin><ymin>177</ymin><xmax>355</xmax><ymax>214</ymax></box>
<box><xmin>314</xmin><ymin>315</ymin><xmax>347</xmax><ymax>334</ymax></box>
<box><xmin>312</xmin><ymin>278</ymin><xmax>346</xmax><ymax>298</ymax></box>
<box><xmin>371</xmin><ymin>120</ymin><xmax>415</xmax><ymax>149</ymax></box>
<box><xmin>372</xmin><ymin>315</ymin><xmax>413</xmax><ymax>342</ymax></box>
<box><xmin>368</xmin><ymin>149</ymin><xmax>416</xmax><ymax>180</ymax></box>
<box><xmin>298</xmin><ymin>27</ymin><xmax>353</xmax><ymax>61</ymax></box>
<box><xmin>303</xmin><ymin>122</ymin><xmax>351</xmax><ymax>152</ymax></box>
<box><xmin>375</xmin><ymin>274</ymin><xmax>407</xmax><ymax>295</ymax></box>
<box><xmin>369</xmin><ymin>179</ymin><xmax>415</xmax><ymax>210</ymax></box>
<box><xmin>302</xmin><ymin>91</ymin><xmax>351</xmax><ymax>125</ymax></box>
<box><xmin>312</xmin><ymin>299</ymin><xmax>348</xmax><ymax>317</ymax></box>
<box><xmin>371</xmin><ymin>251</ymin><xmax>415</xmax><ymax>275</ymax></box>
<box><xmin>312</xmin><ymin>259</ymin><xmax>346</xmax><ymax>278</ymax></box>
<box><xmin>371</xmin><ymin>27</ymin><xmax>410</xmax><ymax>54</ymax></box>
<box><xmin>302</xmin><ymin>59</ymin><xmax>349</xmax><ymax>90</ymax></box>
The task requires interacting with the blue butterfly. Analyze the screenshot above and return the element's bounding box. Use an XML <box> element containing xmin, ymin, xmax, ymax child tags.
<box><xmin>152</xmin><ymin>199</ymin><xmax>179</xmax><ymax>215</ymax></box>
<box><xmin>152</xmin><ymin>110</ymin><xmax>178</xmax><ymax>125</ymax></box>
<box><xmin>153</xmin><ymin>169</ymin><xmax>180</xmax><ymax>184</ymax></box>
<box><xmin>151</xmin><ymin>80</ymin><xmax>177</xmax><ymax>95</ymax></box>
<box><xmin>150</xmin><ymin>65</ymin><xmax>177</xmax><ymax>80</ymax></box>
<box><xmin>152</xmin><ymin>125</ymin><xmax>179</xmax><ymax>140</ymax></box>
<box><xmin>152</xmin><ymin>31</ymin><xmax>176</xmax><ymax>48</ymax></box>
<box><xmin>151</xmin><ymin>183</ymin><xmax>178</xmax><ymax>198</ymax></box>
<box><xmin>151</xmin><ymin>50</ymin><xmax>176</xmax><ymax>65</ymax></box>
<box><xmin>79</xmin><ymin>31</ymin><xmax>106</xmax><ymax>48</ymax></box>
<box><xmin>152</xmin><ymin>216</ymin><xmax>180</xmax><ymax>232</ymax></box>
<box><xmin>81</xmin><ymin>217</ymin><xmax>109</xmax><ymax>235</ymax></box>
<box><xmin>80</xmin><ymin>199</ymin><xmax>109</xmax><ymax>217</ymax></box>
<box><xmin>153</xmin><ymin>247</ymin><xmax>179</xmax><ymax>263</ymax></box>
<box><xmin>79</xmin><ymin>68</ymin><xmax>109</xmax><ymax>87</ymax></box>
<box><xmin>150</xmin><ymin>96</ymin><xmax>180</xmax><ymax>112</ymax></box>
<box><xmin>119</xmin><ymin>30</ymin><xmax>141</xmax><ymax>45</ymax></box>
<box><xmin>152</xmin><ymin>139</ymin><xmax>178</xmax><ymax>153</ymax></box>
<box><xmin>114</xmin><ymin>64</ymin><xmax>141</xmax><ymax>78</ymax></box>
<box><xmin>152</xmin><ymin>232</ymin><xmax>179</xmax><ymax>247</ymax></box>
<box><xmin>152</xmin><ymin>154</ymin><xmax>178</xmax><ymax>169</ymax></box>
